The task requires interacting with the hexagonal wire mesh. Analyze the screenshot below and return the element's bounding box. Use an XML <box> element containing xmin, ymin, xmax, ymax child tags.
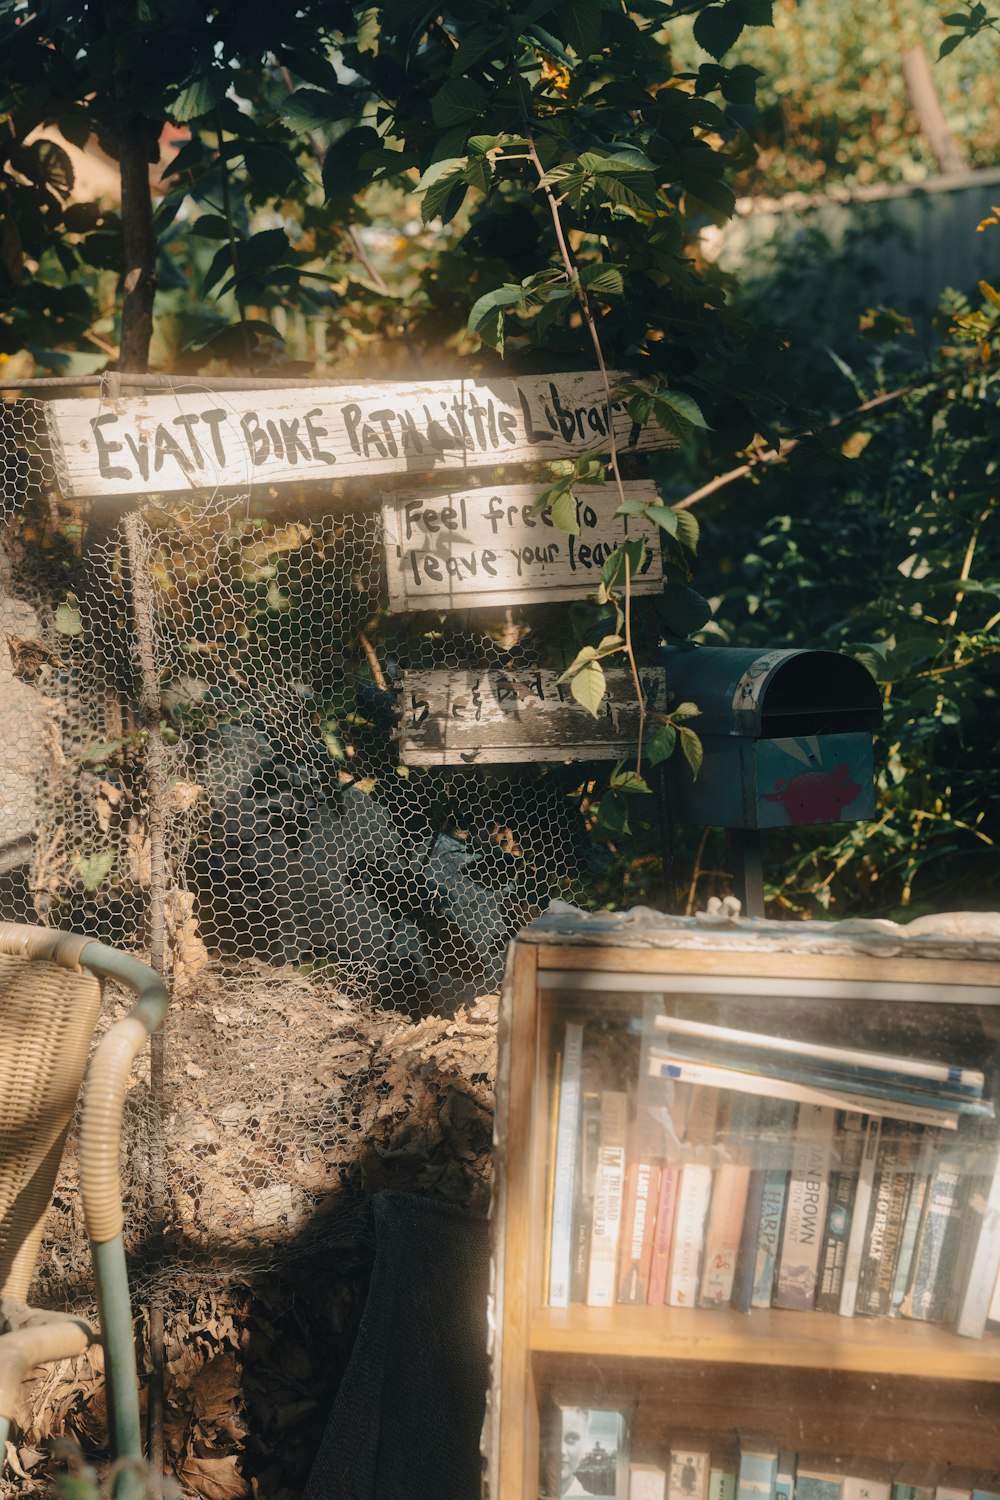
<box><xmin>0</xmin><ymin>385</ymin><xmax>600</xmax><ymax>1299</ymax></box>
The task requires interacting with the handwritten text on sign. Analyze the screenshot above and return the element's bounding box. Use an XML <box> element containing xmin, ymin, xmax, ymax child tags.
<box><xmin>399</xmin><ymin>667</ymin><xmax>668</xmax><ymax>765</ymax></box>
<box><xmin>382</xmin><ymin>481</ymin><xmax>663</xmax><ymax>611</ymax></box>
<box><xmin>44</xmin><ymin>372</ymin><xmax>678</xmax><ymax>500</ymax></box>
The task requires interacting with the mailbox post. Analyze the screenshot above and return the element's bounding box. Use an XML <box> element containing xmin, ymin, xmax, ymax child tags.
<box><xmin>661</xmin><ymin>646</ymin><xmax>883</xmax><ymax>915</ymax></box>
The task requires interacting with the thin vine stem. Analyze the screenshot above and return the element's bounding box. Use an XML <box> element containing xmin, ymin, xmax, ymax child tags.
<box><xmin>512</xmin><ymin>66</ymin><xmax>647</xmax><ymax>769</ymax></box>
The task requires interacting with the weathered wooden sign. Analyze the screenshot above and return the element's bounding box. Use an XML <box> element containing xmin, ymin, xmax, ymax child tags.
<box><xmin>381</xmin><ymin>480</ymin><xmax>663</xmax><ymax>612</ymax></box>
<box><xmin>398</xmin><ymin>666</ymin><xmax>668</xmax><ymax>765</ymax></box>
<box><xmin>45</xmin><ymin>372</ymin><xmax>678</xmax><ymax>500</ymax></box>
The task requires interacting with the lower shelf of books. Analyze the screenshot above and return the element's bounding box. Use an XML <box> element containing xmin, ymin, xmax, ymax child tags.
<box><xmin>531</xmin><ymin>1362</ymin><xmax>1000</xmax><ymax>1492</ymax></box>
<box><xmin>529</xmin><ymin>1305</ymin><xmax>1000</xmax><ymax>1379</ymax></box>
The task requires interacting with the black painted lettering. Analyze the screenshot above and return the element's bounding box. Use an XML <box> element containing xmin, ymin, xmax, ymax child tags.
<box><xmin>361</xmin><ymin>423</ymin><xmax>388</xmax><ymax>459</ymax></box>
<box><xmin>423</xmin><ymin>555</ymin><xmax>442</xmax><ymax>581</ymax></box>
<box><xmin>266</xmin><ymin>420</ymin><xmax>285</xmax><ymax>460</ymax></box>
<box><xmin>172</xmin><ymin>413</ymin><xmax>205</xmax><ymax>466</ymax></box>
<box><xmin>279</xmin><ymin>417</ymin><xmax>311</xmax><ymax>464</ymax></box>
<box><xmin>200</xmin><ymin>408</ymin><xmax>228</xmax><ymax>464</ymax></box>
<box><xmin>403</xmin><ymin>500</ymin><xmax>423</xmax><ymax>542</ymax></box>
<box><xmin>498</xmin><ymin>409</ymin><xmax>517</xmax><ymax>444</ymax></box>
<box><xmin>153</xmin><ymin>423</ymin><xmax>193</xmax><ymax>475</ymax></box>
<box><xmin>123</xmin><ymin>433</ymin><xmax>150</xmax><ymax>482</ymax></box>
<box><xmin>241</xmin><ymin>413</ymin><xmax>270</xmax><ymax>465</ymax></box>
<box><xmin>368</xmin><ymin>408</ymin><xmax>400</xmax><ymax>458</ymax></box>
<box><xmin>481</xmin><ymin>549</ymin><xmax>497</xmax><ymax>577</ymax></box>
<box><xmin>341</xmin><ymin>402</ymin><xmax>363</xmax><ymax>455</ymax></box>
<box><xmin>517</xmin><ymin>388</ymin><xmax>555</xmax><ymax>445</ymax></box>
<box><xmin>304</xmin><ymin>408</ymin><xmax>335</xmax><ymax>464</ymax></box>
<box><xmin>398</xmin><ymin>408</ymin><xmax>424</xmax><ymax>455</ymax></box>
<box><xmin>484</xmin><ymin>494</ymin><xmax>505</xmax><ymax>535</ymax></box>
<box><xmin>91</xmin><ymin>414</ymin><xmax>129</xmax><ymax>481</ymax></box>
<box><xmin>550</xmin><ymin>383</ymin><xmax>578</xmax><ymax>443</ymax></box>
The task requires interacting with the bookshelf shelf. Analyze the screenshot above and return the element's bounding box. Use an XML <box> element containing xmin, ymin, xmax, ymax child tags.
<box><xmin>529</xmin><ymin>1304</ymin><xmax>1000</xmax><ymax>1379</ymax></box>
<box><xmin>487</xmin><ymin>910</ymin><xmax>1000</xmax><ymax>1498</ymax></box>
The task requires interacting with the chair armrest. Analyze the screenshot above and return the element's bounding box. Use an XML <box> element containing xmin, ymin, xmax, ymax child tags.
<box><xmin>0</xmin><ymin>1315</ymin><xmax>92</xmax><ymax>1421</ymax></box>
<box><xmin>78</xmin><ymin>1017</ymin><xmax>154</xmax><ymax>1246</ymax></box>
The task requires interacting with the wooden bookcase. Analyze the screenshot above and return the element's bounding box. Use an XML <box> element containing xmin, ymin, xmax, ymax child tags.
<box><xmin>486</xmin><ymin>910</ymin><xmax>1000</xmax><ymax>1498</ymax></box>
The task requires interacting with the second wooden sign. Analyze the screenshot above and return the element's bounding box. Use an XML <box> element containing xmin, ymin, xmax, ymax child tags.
<box><xmin>381</xmin><ymin>481</ymin><xmax>663</xmax><ymax>612</ymax></box>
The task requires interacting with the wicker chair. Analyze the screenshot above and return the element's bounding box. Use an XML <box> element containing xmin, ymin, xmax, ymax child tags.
<box><xmin>0</xmin><ymin>922</ymin><xmax>167</xmax><ymax>1476</ymax></box>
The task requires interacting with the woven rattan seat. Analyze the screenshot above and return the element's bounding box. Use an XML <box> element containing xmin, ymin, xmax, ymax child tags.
<box><xmin>0</xmin><ymin>924</ymin><xmax>166</xmax><ymax>1488</ymax></box>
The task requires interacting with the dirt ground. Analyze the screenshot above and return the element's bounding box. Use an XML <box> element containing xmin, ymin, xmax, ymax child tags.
<box><xmin>3</xmin><ymin>962</ymin><xmax>497</xmax><ymax>1500</ymax></box>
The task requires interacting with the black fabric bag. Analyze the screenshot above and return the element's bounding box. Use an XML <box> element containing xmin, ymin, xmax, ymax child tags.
<box><xmin>303</xmin><ymin>1190</ymin><xmax>489</xmax><ymax>1500</ymax></box>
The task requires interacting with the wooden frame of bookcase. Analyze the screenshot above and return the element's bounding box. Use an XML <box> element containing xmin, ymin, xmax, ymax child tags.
<box><xmin>489</xmin><ymin>937</ymin><xmax>1000</xmax><ymax>1498</ymax></box>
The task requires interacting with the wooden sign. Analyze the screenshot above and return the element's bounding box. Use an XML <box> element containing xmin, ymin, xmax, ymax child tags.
<box><xmin>382</xmin><ymin>480</ymin><xmax>663</xmax><ymax>612</ymax></box>
<box><xmin>45</xmin><ymin>372</ymin><xmax>678</xmax><ymax>500</ymax></box>
<box><xmin>398</xmin><ymin>666</ymin><xmax>668</xmax><ymax>765</ymax></box>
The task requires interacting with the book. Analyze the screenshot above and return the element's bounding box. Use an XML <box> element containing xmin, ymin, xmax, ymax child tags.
<box><xmin>630</xmin><ymin>1466</ymin><xmax>667</xmax><ymax>1500</ymax></box>
<box><xmin>571</xmin><ymin>1089</ymin><xmax>604</xmax><ymax>1304</ymax></box>
<box><xmin>893</xmin><ymin>1465</ymin><xmax>943</xmax><ymax>1500</ymax></box>
<box><xmin>668</xmin><ymin>1086</ymin><xmax>720</xmax><ymax>1307</ymax></box>
<box><xmin>586</xmin><ymin>1091</ymin><xmax>629</xmax><ymax>1307</ymax></box>
<box><xmin>548</xmin><ymin>1021</ymin><xmax>584</xmax><ymax>1307</ymax></box>
<box><xmin>839</xmin><ymin>1114</ymin><xmax>882</xmax><ymax>1318</ymax></box>
<box><xmin>774</xmin><ymin>1104</ymin><xmax>835</xmax><ymax>1311</ymax></box>
<box><xmin>547</xmin><ymin>1405</ymin><xmax>628</xmax><ymax>1500</ymax></box>
<box><xmin>699</xmin><ymin>1095</ymin><xmax>756</xmax><ymax>1308</ymax></box>
<box><xmin>737</xmin><ymin>1436</ymin><xmax>778</xmax><ymax>1500</ymax></box>
<box><xmin>900</xmin><ymin>1144</ymin><xmax>969</xmax><ymax>1322</ymax></box>
<box><xmin>842</xmin><ymin>1459</ymin><xmax>896</xmax><ymax>1500</ymax></box>
<box><xmin>775</xmin><ymin>1454</ymin><xmax>796</xmax><ymax>1500</ymax></box>
<box><xmin>936</xmin><ymin>1471</ymin><xmax>984</xmax><ymax>1500</ymax></box>
<box><xmin>668</xmin><ymin>1441</ymin><xmax>711</xmax><ymax>1500</ymax></box>
<box><xmin>647</xmin><ymin>1164</ymin><xmax>681</xmax><ymax>1305</ymax></box>
<box><xmin>796</xmin><ymin>1456</ymin><xmax>846</xmax><ymax>1500</ymax></box>
<box><xmin>617</xmin><ymin>1109</ymin><xmax>661</xmax><ymax>1304</ymax></box>
<box><xmin>816</xmin><ymin>1111</ymin><xmax>865</xmax><ymax>1312</ymax></box>
<box><xmin>750</xmin><ymin>1100</ymin><xmax>797</xmax><ymax>1308</ymax></box>
<box><xmin>709</xmin><ymin>1443</ymin><xmax>739</xmax><ymax>1500</ymax></box>
<box><xmin>890</xmin><ymin>1131</ymin><xmax>934</xmax><ymax>1315</ymax></box>
<box><xmin>954</xmin><ymin>1141</ymin><xmax>1000</xmax><ymax>1336</ymax></box>
<box><xmin>650</xmin><ymin>1011</ymin><xmax>986</xmax><ymax>1092</ymax></box>
<box><xmin>543</xmin><ymin>1046</ymin><xmax>562</xmax><ymax>1300</ymax></box>
<box><xmin>972</xmin><ymin>1477</ymin><xmax>1000</xmax><ymax>1500</ymax></box>
<box><xmin>647</xmin><ymin>1055</ymin><xmax>963</xmax><ymax>1131</ymax></box>
<box><xmin>855</xmin><ymin>1122</ymin><xmax>924</xmax><ymax>1319</ymax></box>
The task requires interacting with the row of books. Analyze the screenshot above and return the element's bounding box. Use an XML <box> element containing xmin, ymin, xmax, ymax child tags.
<box><xmin>545</xmin><ymin>1014</ymin><xmax>1000</xmax><ymax>1337</ymax></box>
<box><xmin>544</xmin><ymin>1407</ymin><xmax>1000</xmax><ymax>1500</ymax></box>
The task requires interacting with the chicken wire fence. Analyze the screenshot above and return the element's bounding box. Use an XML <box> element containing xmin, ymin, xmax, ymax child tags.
<box><xmin>0</xmin><ymin>388</ymin><xmax>597</xmax><ymax>1301</ymax></box>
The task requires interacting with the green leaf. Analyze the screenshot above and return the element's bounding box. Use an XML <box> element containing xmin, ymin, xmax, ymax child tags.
<box><xmin>938</xmin><ymin>31</ymin><xmax>966</xmax><ymax>56</ymax></box>
<box><xmin>675</xmin><ymin>510</ymin><xmax>700</xmax><ymax>553</ymax></box>
<box><xmin>645</xmin><ymin>722</ymin><xmax>677</xmax><ymax>767</ymax></box>
<box><xmin>538</xmin><ymin>161</ymin><xmax>587</xmax><ymax>211</ymax></box>
<box><xmin>277</xmin><ymin>87</ymin><xmax>350</xmax><ymax>131</ymax></box>
<box><xmin>610</xmin><ymin>768</ymin><xmax>651</xmax><ymax>794</ymax></box>
<box><xmin>654</xmin><ymin>391</ymin><xmax>711</xmax><ymax>432</ymax></box>
<box><xmin>467</xmin><ymin>283</ymin><xmax>525</xmax><ymax>352</ymax></box>
<box><xmin>55</xmin><ymin>598</ymin><xmax>83</xmax><ymax>636</ymax></box>
<box><xmin>679</xmin><ymin>725</ymin><xmax>704</xmax><ymax>779</ymax></box>
<box><xmin>431</xmin><ymin>77</ymin><xmax>487</xmax><ymax>129</ymax></box>
<box><xmin>189</xmin><ymin>214</ymin><xmax>231</xmax><ymax>240</ymax></box>
<box><xmin>671</xmin><ymin>700</ymin><xmax>702</xmax><ymax>721</ymax></box>
<box><xmin>557</xmin><ymin>644</ymin><xmax>597</xmax><ymax>683</ymax></box>
<box><xmin>558</xmin><ymin>0</ymin><xmax>601</xmax><ymax>56</ymax></box>
<box><xmin>80</xmin><ymin>739</ymin><xmax>125</xmax><ymax>765</ymax></box>
<box><xmin>580</xmin><ymin>263</ymin><xmax>625</xmax><ymax>298</ymax></box>
<box><xmin>659</xmin><ymin>584</ymin><xmax>713</xmax><ymax>639</ymax></box>
<box><xmin>683</xmin><ymin>173</ymin><xmax>737</xmax><ymax>218</ymax></box>
<box><xmin>644</xmin><ymin>503</ymin><xmax>679</xmax><ymax>536</ymax></box>
<box><xmin>322</xmin><ymin>126</ymin><xmax>381</xmax><ymax>199</ymax></box>
<box><xmin>550</xmin><ymin>487</ymin><xmax>580</xmax><ymax>534</ymax></box>
<box><xmin>569</xmin><ymin>657</ymin><xmax>607</xmax><ymax>717</ymax></box>
<box><xmin>693</xmin><ymin>3</ymin><xmax>745</xmax><ymax>58</ymax></box>
<box><xmin>356</xmin><ymin>7</ymin><xmax>380</xmax><ymax>53</ymax></box>
<box><xmin>419</xmin><ymin>159</ymin><xmax>470</xmax><ymax>225</ymax></box>
<box><xmin>578</xmin><ymin>154</ymin><xmax>661</xmax><ymax>213</ymax></box>
<box><xmin>168</xmin><ymin>72</ymin><xmax>227</xmax><ymax>122</ymax></box>
<box><xmin>596</xmin><ymin>788</ymin><xmax>629</xmax><ymax>834</ymax></box>
<box><xmin>71</xmin><ymin>849</ymin><xmax>114</xmax><ymax>892</ymax></box>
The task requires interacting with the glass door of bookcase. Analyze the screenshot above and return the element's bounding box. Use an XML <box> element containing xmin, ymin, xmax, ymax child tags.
<box><xmin>526</xmin><ymin>969</ymin><xmax>1000</xmax><ymax>1500</ymax></box>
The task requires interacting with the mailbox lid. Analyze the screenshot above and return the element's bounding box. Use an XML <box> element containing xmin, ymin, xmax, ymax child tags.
<box><xmin>661</xmin><ymin>645</ymin><xmax>882</xmax><ymax>738</ymax></box>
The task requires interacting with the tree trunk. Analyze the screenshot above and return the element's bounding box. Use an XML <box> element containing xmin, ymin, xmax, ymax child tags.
<box><xmin>116</xmin><ymin>109</ymin><xmax>159</xmax><ymax>373</ymax></box>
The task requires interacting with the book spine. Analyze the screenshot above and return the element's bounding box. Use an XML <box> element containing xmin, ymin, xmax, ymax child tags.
<box><xmin>618</xmin><ymin>1156</ymin><xmax>660</xmax><ymax>1304</ymax></box>
<box><xmin>586</xmin><ymin>1090</ymin><xmax>629</xmax><ymax>1308</ymax></box>
<box><xmin>857</xmin><ymin>1123</ymin><xmax>922</xmax><ymax>1319</ymax></box>
<box><xmin>890</xmin><ymin>1135</ymin><xmax>933</xmax><ymax>1315</ymax></box>
<box><xmin>630</xmin><ymin>1467</ymin><xmax>668</xmax><ymax>1500</ymax></box>
<box><xmin>667</xmin><ymin>1165</ymin><xmax>713</xmax><ymax>1306</ymax></box>
<box><xmin>751</xmin><ymin>1168</ymin><xmax>790</xmax><ymax>1308</ymax></box>
<box><xmin>900</xmin><ymin>1150</ymin><xmax>967</xmax><ymax>1322</ymax></box>
<box><xmin>647</xmin><ymin>1165</ymin><xmax>681</xmax><ymax>1304</ymax></box>
<box><xmin>570</xmin><ymin>1090</ymin><xmax>603</xmax><ymax>1304</ymax></box>
<box><xmin>816</xmin><ymin>1111</ymin><xmax>865</xmax><ymax>1312</ymax></box>
<box><xmin>737</xmin><ymin>1451</ymin><xmax>778</xmax><ymax>1500</ymax></box>
<box><xmin>651</xmin><ymin>1011</ymin><xmax>985</xmax><ymax>1090</ymax></box>
<box><xmin>647</xmin><ymin>1056</ymin><xmax>963</xmax><ymax>1131</ymax></box>
<box><xmin>732</xmin><ymin>1164</ymin><xmax>766</xmax><ymax>1313</ymax></box>
<box><xmin>548</xmin><ymin>1021</ymin><xmax>584</xmax><ymax>1307</ymax></box>
<box><xmin>774</xmin><ymin>1104</ymin><xmax>835</xmax><ymax>1311</ymax></box>
<box><xmin>699</xmin><ymin>1095</ymin><xmax>756</xmax><ymax>1307</ymax></box>
<box><xmin>839</xmin><ymin>1113</ymin><xmax>882</xmax><ymax>1318</ymax></box>
<box><xmin>774</xmin><ymin>1456</ymin><xmax>796</xmax><ymax>1500</ymax></box>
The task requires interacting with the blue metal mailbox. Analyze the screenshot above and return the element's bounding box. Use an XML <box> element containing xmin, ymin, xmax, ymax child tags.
<box><xmin>660</xmin><ymin>646</ymin><xmax>883</xmax><ymax>832</ymax></box>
